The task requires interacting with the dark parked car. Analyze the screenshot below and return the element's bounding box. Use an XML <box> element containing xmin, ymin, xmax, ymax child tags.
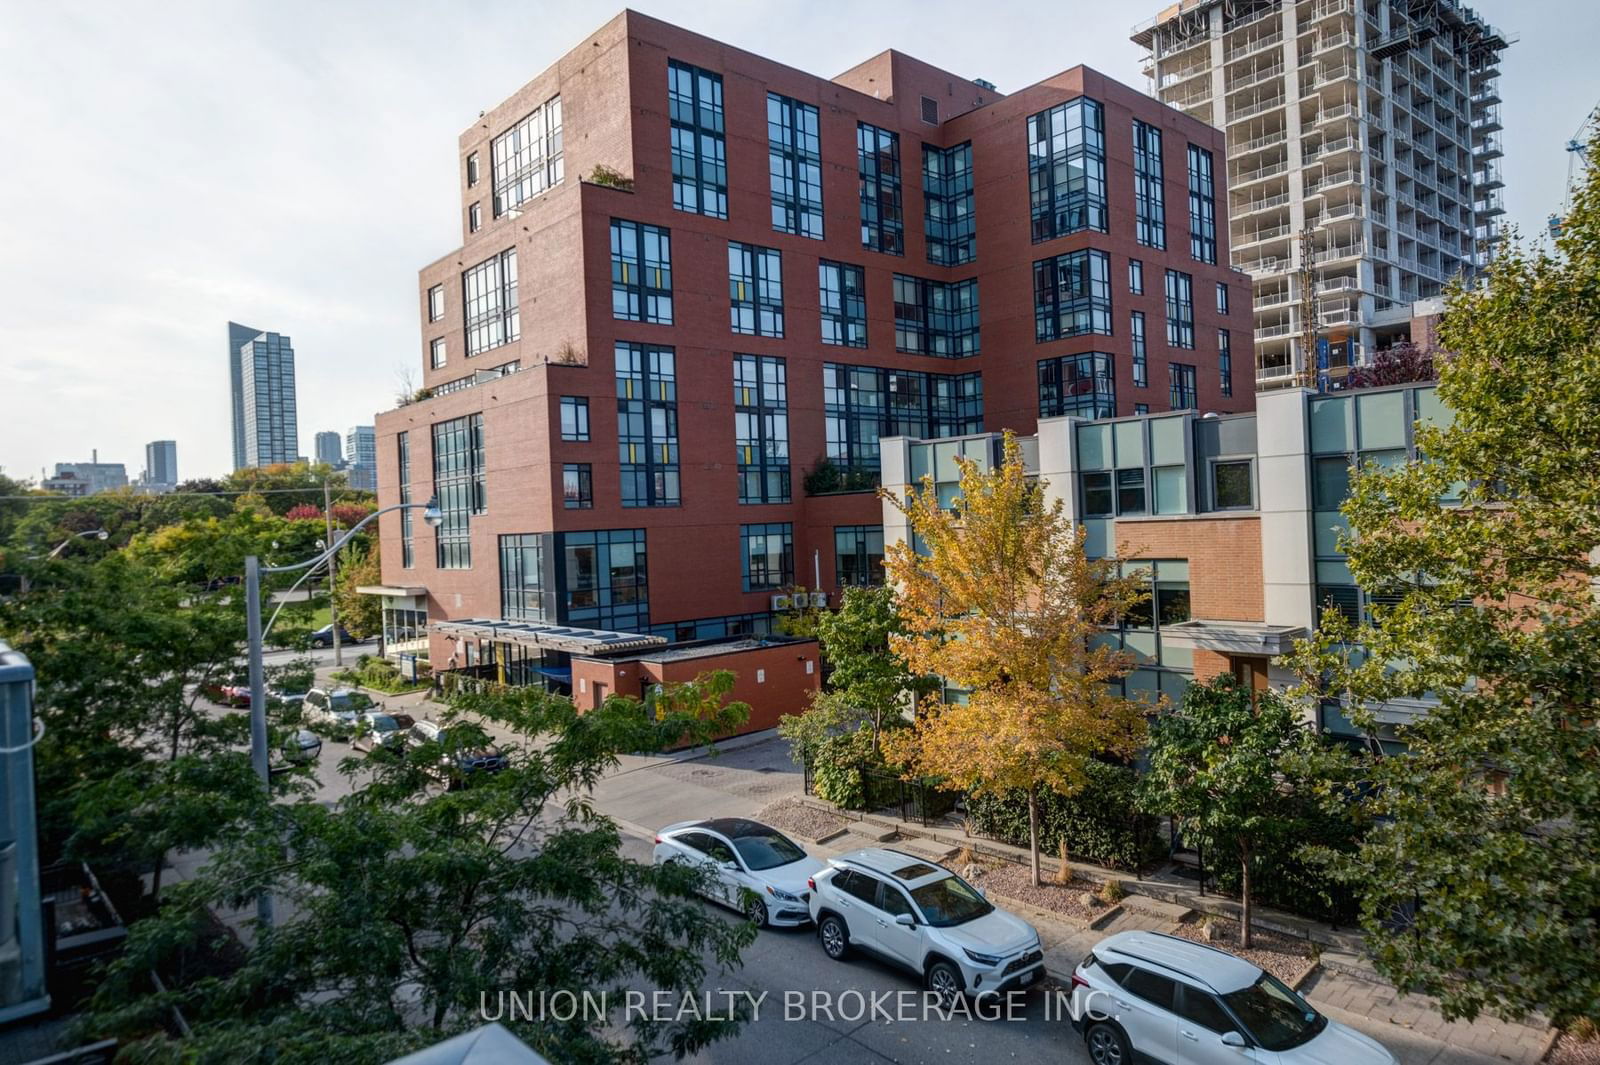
<box><xmin>309</xmin><ymin>624</ymin><xmax>361</xmax><ymax>648</ymax></box>
<box><xmin>405</xmin><ymin>720</ymin><xmax>506</xmax><ymax>788</ymax></box>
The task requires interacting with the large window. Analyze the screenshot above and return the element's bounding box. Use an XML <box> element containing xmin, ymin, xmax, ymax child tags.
<box><xmin>1038</xmin><ymin>352</ymin><xmax>1115</xmax><ymax>420</ymax></box>
<box><xmin>735</xmin><ymin>354</ymin><xmax>790</xmax><ymax>504</ymax></box>
<box><xmin>768</xmin><ymin>93</ymin><xmax>822</xmax><ymax>239</ymax></box>
<box><xmin>462</xmin><ymin>249</ymin><xmax>519</xmax><ymax>357</ymax></box>
<box><xmin>432</xmin><ymin>413</ymin><xmax>485</xmax><ymax>569</ymax></box>
<box><xmin>1131</xmin><ymin>311</ymin><xmax>1149</xmax><ymax>389</ymax></box>
<box><xmin>858</xmin><ymin>123</ymin><xmax>903</xmax><ymax>254</ymax></box>
<box><xmin>1165</xmin><ymin>269</ymin><xmax>1195</xmax><ymax>349</ymax></box>
<box><xmin>499</xmin><ymin>533</ymin><xmax>546</xmax><ymax>621</ymax></box>
<box><xmin>819</xmin><ymin>260</ymin><xmax>867</xmax><ymax>347</ymax></box>
<box><xmin>398</xmin><ymin>431</ymin><xmax>413</xmax><ymax>568</ymax></box>
<box><xmin>1219</xmin><ymin>329</ymin><xmax>1233</xmax><ymax>398</ymax></box>
<box><xmin>1213</xmin><ymin>460</ymin><xmax>1253</xmax><ymax>510</ymax></box>
<box><xmin>836</xmin><ymin>525</ymin><xmax>885</xmax><ymax>587</ymax></box>
<box><xmin>668</xmin><ymin>60</ymin><xmax>727</xmax><ymax>219</ymax></box>
<box><xmin>559</xmin><ymin>396</ymin><xmax>589</xmax><ymax>441</ymax></box>
<box><xmin>611</xmin><ymin>219</ymin><xmax>672</xmax><ymax>324</ymax></box>
<box><xmin>729</xmin><ymin>243</ymin><xmax>784</xmax><ymax>337</ymax></box>
<box><xmin>562</xmin><ymin>529</ymin><xmax>647</xmax><ymax>632</ymax></box>
<box><xmin>491</xmin><ymin>95</ymin><xmax>562</xmax><ymax>217</ymax></box>
<box><xmin>923</xmin><ymin>141</ymin><xmax>975</xmax><ymax>266</ymax></box>
<box><xmin>824</xmin><ymin>363</ymin><xmax>983</xmax><ymax>480</ymax></box>
<box><xmin>741</xmin><ymin>523</ymin><xmax>794</xmax><ymax>591</ymax></box>
<box><xmin>1028</xmin><ymin>97</ymin><xmax>1107</xmax><ymax>241</ymax></box>
<box><xmin>1034</xmin><ymin>249</ymin><xmax>1112</xmax><ymax>341</ymax></box>
<box><xmin>1188</xmin><ymin>144</ymin><xmax>1217</xmax><ymax>264</ymax></box>
<box><xmin>1170</xmin><ymin>363</ymin><xmax>1198</xmax><ymax>410</ymax></box>
<box><xmin>1111</xmin><ymin>559</ymin><xmax>1193</xmax><ymax>704</ymax></box>
<box><xmin>563</xmin><ymin>463</ymin><xmax>592</xmax><ymax>509</ymax></box>
<box><xmin>894</xmin><ymin>275</ymin><xmax>979</xmax><ymax>357</ymax></box>
<box><xmin>616</xmin><ymin>342</ymin><xmax>679</xmax><ymax>507</ymax></box>
<box><xmin>1132</xmin><ymin>120</ymin><xmax>1166</xmax><ymax>250</ymax></box>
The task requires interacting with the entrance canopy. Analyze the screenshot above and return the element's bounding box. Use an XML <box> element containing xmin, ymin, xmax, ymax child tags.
<box><xmin>431</xmin><ymin>618</ymin><xmax>666</xmax><ymax>655</ymax></box>
<box><xmin>1162</xmin><ymin>619</ymin><xmax>1306</xmax><ymax>657</ymax></box>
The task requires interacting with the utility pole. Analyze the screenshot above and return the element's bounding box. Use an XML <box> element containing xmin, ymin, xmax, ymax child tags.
<box><xmin>324</xmin><ymin>479</ymin><xmax>342</xmax><ymax>667</ymax></box>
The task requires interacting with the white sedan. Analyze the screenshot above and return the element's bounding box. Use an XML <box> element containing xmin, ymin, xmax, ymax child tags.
<box><xmin>652</xmin><ymin>817</ymin><xmax>824</xmax><ymax>928</ymax></box>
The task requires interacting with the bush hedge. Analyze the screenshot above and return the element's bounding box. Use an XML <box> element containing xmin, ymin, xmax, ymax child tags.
<box><xmin>964</xmin><ymin>760</ymin><xmax>1162</xmax><ymax>871</ymax></box>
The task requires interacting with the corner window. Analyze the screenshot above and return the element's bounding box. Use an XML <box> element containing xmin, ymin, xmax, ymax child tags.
<box><xmin>1213</xmin><ymin>460</ymin><xmax>1253</xmax><ymax>510</ymax></box>
<box><xmin>1027</xmin><ymin>96</ymin><xmax>1107</xmax><ymax>240</ymax></box>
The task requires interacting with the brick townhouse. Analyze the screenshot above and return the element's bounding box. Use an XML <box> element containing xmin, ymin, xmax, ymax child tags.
<box><xmin>366</xmin><ymin>9</ymin><xmax>1253</xmax><ymax>696</ymax></box>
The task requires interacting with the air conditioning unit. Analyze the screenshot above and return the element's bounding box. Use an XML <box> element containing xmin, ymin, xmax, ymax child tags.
<box><xmin>809</xmin><ymin>592</ymin><xmax>828</xmax><ymax>609</ymax></box>
<box><xmin>770</xmin><ymin>594</ymin><xmax>792</xmax><ymax>611</ymax></box>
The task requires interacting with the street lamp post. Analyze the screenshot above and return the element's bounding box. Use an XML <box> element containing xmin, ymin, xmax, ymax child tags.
<box><xmin>19</xmin><ymin>529</ymin><xmax>110</xmax><ymax>594</ymax></box>
<box><xmin>242</xmin><ymin>497</ymin><xmax>440</xmax><ymax>925</ymax></box>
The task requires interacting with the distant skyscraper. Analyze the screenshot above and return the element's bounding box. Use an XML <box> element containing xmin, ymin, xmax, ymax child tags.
<box><xmin>144</xmin><ymin>440</ymin><xmax>178</xmax><ymax>486</ymax></box>
<box><xmin>228</xmin><ymin>322</ymin><xmax>299</xmax><ymax>470</ymax></box>
<box><xmin>314</xmin><ymin>431</ymin><xmax>344</xmax><ymax>466</ymax></box>
<box><xmin>345</xmin><ymin>425</ymin><xmax>377</xmax><ymax>492</ymax></box>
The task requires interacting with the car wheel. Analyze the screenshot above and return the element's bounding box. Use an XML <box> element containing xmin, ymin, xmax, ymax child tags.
<box><xmin>743</xmin><ymin>894</ymin><xmax>768</xmax><ymax>928</ymax></box>
<box><xmin>926</xmin><ymin>960</ymin><xmax>964</xmax><ymax>1007</ymax></box>
<box><xmin>1085</xmin><ymin>1022</ymin><xmax>1130</xmax><ymax>1065</ymax></box>
<box><xmin>818</xmin><ymin>915</ymin><xmax>850</xmax><ymax>960</ymax></box>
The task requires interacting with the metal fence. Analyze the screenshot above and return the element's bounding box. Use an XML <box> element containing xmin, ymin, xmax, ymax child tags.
<box><xmin>802</xmin><ymin>762</ymin><xmax>960</xmax><ymax>827</ymax></box>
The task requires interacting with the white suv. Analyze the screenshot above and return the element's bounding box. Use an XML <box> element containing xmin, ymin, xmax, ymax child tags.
<box><xmin>1072</xmin><ymin>931</ymin><xmax>1396</xmax><ymax>1065</ymax></box>
<box><xmin>807</xmin><ymin>848</ymin><xmax>1044</xmax><ymax>1003</ymax></box>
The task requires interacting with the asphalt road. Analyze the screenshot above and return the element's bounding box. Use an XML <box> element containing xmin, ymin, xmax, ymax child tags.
<box><xmin>607</xmin><ymin>833</ymin><xmax>1093</xmax><ymax>1065</ymax></box>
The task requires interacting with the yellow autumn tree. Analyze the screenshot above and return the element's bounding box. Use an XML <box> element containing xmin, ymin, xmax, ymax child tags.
<box><xmin>881</xmin><ymin>433</ymin><xmax>1150</xmax><ymax>885</ymax></box>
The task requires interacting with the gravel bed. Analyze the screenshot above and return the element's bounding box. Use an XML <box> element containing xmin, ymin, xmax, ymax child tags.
<box><xmin>1552</xmin><ymin>1033</ymin><xmax>1600</xmax><ymax>1065</ymax></box>
<box><xmin>758</xmin><ymin>797</ymin><xmax>848</xmax><ymax>842</ymax></box>
<box><xmin>966</xmin><ymin>861</ymin><xmax>1112</xmax><ymax>926</ymax></box>
<box><xmin>1171</xmin><ymin>916</ymin><xmax>1313</xmax><ymax>984</ymax></box>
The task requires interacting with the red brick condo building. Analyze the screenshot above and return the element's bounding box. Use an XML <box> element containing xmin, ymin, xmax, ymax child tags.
<box><xmin>366</xmin><ymin>10</ymin><xmax>1253</xmax><ymax>710</ymax></box>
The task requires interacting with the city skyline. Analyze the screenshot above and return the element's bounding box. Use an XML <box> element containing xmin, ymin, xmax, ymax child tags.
<box><xmin>2</xmin><ymin>0</ymin><xmax>1594</xmax><ymax>483</ymax></box>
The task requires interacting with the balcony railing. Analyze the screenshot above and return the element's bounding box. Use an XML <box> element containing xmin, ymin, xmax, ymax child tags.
<box><xmin>1228</xmin><ymin>61</ymin><xmax>1285</xmax><ymax>92</ymax></box>
<box><xmin>1224</xmin><ymin>30</ymin><xmax>1283</xmax><ymax>62</ymax></box>
<box><xmin>1229</xmin><ymin>129</ymin><xmax>1288</xmax><ymax>157</ymax></box>
<box><xmin>1231</xmin><ymin>158</ymin><xmax>1290</xmax><ymax>185</ymax></box>
<box><xmin>1228</xmin><ymin>95</ymin><xmax>1288</xmax><ymax>123</ymax></box>
<box><xmin>1232</xmin><ymin>191</ymin><xmax>1292</xmax><ymax>217</ymax></box>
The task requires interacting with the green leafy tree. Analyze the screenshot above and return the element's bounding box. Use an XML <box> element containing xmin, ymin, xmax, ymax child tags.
<box><xmin>333</xmin><ymin>546</ymin><xmax>383</xmax><ymax>639</ymax></box>
<box><xmin>779</xmin><ymin>585</ymin><xmax>930</xmax><ymax>765</ymax></box>
<box><xmin>84</xmin><ymin>674</ymin><xmax>757</xmax><ymax>1063</ymax></box>
<box><xmin>1140</xmin><ymin>678</ymin><xmax>1327</xmax><ymax>947</ymax></box>
<box><xmin>1287</xmin><ymin>143</ymin><xmax>1600</xmax><ymax>1025</ymax></box>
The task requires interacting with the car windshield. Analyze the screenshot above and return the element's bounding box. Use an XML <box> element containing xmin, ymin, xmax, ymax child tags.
<box><xmin>908</xmin><ymin>874</ymin><xmax>994</xmax><ymax>927</ymax></box>
<box><xmin>368</xmin><ymin>714</ymin><xmax>398</xmax><ymax>732</ymax></box>
<box><xmin>731</xmin><ymin>832</ymin><xmax>807</xmax><ymax>871</ymax></box>
<box><xmin>331</xmin><ymin>691</ymin><xmax>374</xmax><ymax>713</ymax></box>
<box><xmin>1222</xmin><ymin>973</ymin><xmax>1327</xmax><ymax>1052</ymax></box>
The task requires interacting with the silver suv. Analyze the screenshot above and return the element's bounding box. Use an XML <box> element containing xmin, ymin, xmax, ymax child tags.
<box><xmin>1072</xmin><ymin>931</ymin><xmax>1396</xmax><ymax>1065</ymax></box>
<box><xmin>807</xmin><ymin>848</ymin><xmax>1044</xmax><ymax>1003</ymax></box>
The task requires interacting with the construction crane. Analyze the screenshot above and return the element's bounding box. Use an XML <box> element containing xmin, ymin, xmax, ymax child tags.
<box><xmin>1549</xmin><ymin>102</ymin><xmax>1600</xmax><ymax>239</ymax></box>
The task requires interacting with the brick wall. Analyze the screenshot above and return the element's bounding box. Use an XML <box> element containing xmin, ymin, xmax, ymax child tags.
<box><xmin>1116</xmin><ymin>514</ymin><xmax>1264</xmax><ymax>622</ymax></box>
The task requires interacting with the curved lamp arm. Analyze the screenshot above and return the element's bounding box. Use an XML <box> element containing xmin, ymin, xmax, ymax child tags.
<box><xmin>30</xmin><ymin>528</ymin><xmax>109</xmax><ymax>562</ymax></box>
<box><xmin>258</xmin><ymin>498</ymin><xmax>440</xmax><ymax>644</ymax></box>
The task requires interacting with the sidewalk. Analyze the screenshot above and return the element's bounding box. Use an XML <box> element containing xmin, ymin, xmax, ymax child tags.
<box><xmin>785</xmin><ymin>796</ymin><xmax>1554</xmax><ymax>1065</ymax></box>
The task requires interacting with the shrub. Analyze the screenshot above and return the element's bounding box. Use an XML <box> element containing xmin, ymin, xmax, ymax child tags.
<box><xmin>810</xmin><ymin>726</ymin><xmax>877</xmax><ymax>809</ymax></box>
<box><xmin>1098</xmin><ymin>879</ymin><xmax>1126</xmax><ymax>905</ymax></box>
<box><xmin>586</xmin><ymin>163</ymin><xmax>634</xmax><ymax>191</ymax></box>
<box><xmin>964</xmin><ymin>760</ymin><xmax>1161</xmax><ymax>871</ymax></box>
<box><xmin>802</xmin><ymin>459</ymin><xmax>878</xmax><ymax>496</ymax></box>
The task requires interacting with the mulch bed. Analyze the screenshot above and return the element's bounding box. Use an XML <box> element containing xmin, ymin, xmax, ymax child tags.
<box><xmin>966</xmin><ymin>860</ymin><xmax>1117</xmax><ymax>927</ymax></box>
<box><xmin>758</xmin><ymin>797</ymin><xmax>849</xmax><ymax>843</ymax></box>
<box><xmin>1171</xmin><ymin>914</ymin><xmax>1315</xmax><ymax>984</ymax></box>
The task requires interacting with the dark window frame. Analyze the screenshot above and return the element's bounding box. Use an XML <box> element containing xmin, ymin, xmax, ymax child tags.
<box><xmin>1132</xmin><ymin>119</ymin><xmax>1166</xmax><ymax>250</ymax></box>
<box><xmin>616</xmin><ymin>342</ymin><xmax>680</xmax><ymax>507</ymax></box>
<box><xmin>490</xmin><ymin>95</ymin><xmax>562</xmax><ymax>218</ymax></box>
<box><xmin>668</xmin><ymin>60</ymin><xmax>728</xmax><ymax>219</ymax></box>
<box><xmin>1038</xmin><ymin>352</ymin><xmax>1116</xmax><ymax>420</ymax></box>
<box><xmin>734</xmin><ymin>354</ymin><xmax>791</xmax><ymax>504</ymax></box>
<box><xmin>768</xmin><ymin>93</ymin><xmax>823</xmax><ymax>239</ymax></box>
<box><xmin>729</xmin><ymin>242</ymin><xmax>785</xmax><ymax>337</ymax></box>
<box><xmin>819</xmin><ymin>260</ymin><xmax>868</xmax><ymax>348</ymax></box>
<box><xmin>611</xmin><ymin>219</ymin><xmax>674</xmax><ymax>325</ymax></box>
<box><xmin>858</xmin><ymin>122</ymin><xmax>904</xmax><ymax>255</ymax></box>
<box><xmin>1028</xmin><ymin>96</ymin><xmax>1108</xmax><ymax>241</ymax></box>
<box><xmin>1188</xmin><ymin>143</ymin><xmax>1217</xmax><ymax>264</ymax></box>
<box><xmin>741</xmin><ymin>522</ymin><xmax>795</xmax><ymax>592</ymax></box>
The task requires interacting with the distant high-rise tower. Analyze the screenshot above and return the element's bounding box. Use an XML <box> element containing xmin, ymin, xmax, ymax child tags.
<box><xmin>314</xmin><ymin>430</ymin><xmax>344</xmax><ymax>466</ymax></box>
<box><xmin>345</xmin><ymin>425</ymin><xmax>377</xmax><ymax>491</ymax></box>
<box><xmin>228</xmin><ymin>322</ymin><xmax>299</xmax><ymax>470</ymax></box>
<box><xmin>1132</xmin><ymin>0</ymin><xmax>1508</xmax><ymax>389</ymax></box>
<box><xmin>144</xmin><ymin>440</ymin><xmax>178</xmax><ymax>485</ymax></box>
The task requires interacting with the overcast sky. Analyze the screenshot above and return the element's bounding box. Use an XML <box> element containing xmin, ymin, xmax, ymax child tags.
<box><xmin>2</xmin><ymin>0</ymin><xmax>1594</xmax><ymax>484</ymax></box>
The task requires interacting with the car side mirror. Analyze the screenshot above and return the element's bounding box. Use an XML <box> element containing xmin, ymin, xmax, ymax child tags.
<box><xmin>894</xmin><ymin>913</ymin><xmax>916</xmax><ymax>926</ymax></box>
<box><xmin>1220</xmin><ymin>1031</ymin><xmax>1248</xmax><ymax>1048</ymax></box>
<box><xmin>720</xmin><ymin>860</ymin><xmax>737</xmax><ymax>871</ymax></box>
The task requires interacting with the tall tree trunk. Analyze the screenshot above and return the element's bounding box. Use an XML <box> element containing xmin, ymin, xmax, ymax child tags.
<box><xmin>150</xmin><ymin>851</ymin><xmax>164</xmax><ymax>905</ymax></box>
<box><xmin>1240</xmin><ymin>841</ymin><xmax>1253</xmax><ymax>949</ymax></box>
<box><xmin>1027</xmin><ymin>784</ymin><xmax>1042</xmax><ymax>887</ymax></box>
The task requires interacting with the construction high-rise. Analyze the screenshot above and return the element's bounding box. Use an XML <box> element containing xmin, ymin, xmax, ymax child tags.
<box><xmin>1132</xmin><ymin>0</ymin><xmax>1508</xmax><ymax>388</ymax></box>
<box><xmin>228</xmin><ymin>322</ymin><xmax>300</xmax><ymax>470</ymax></box>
